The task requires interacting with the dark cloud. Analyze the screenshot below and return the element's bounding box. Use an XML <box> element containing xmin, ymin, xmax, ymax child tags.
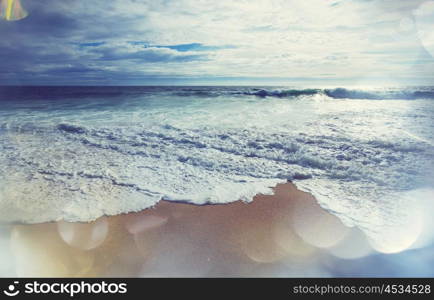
<box><xmin>0</xmin><ymin>1</ymin><xmax>78</xmax><ymax>41</ymax></box>
<box><xmin>0</xmin><ymin>0</ymin><xmax>209</xmax><ymax>84</ymax></box>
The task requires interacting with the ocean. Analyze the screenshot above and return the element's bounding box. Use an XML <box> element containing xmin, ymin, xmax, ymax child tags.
<box><xmin>1</xmin><ymin>86</ymin><xmax>434</xmax><ymax>254</ymax></box>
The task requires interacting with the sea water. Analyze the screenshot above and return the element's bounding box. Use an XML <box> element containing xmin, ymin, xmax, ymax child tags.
<box><xmin>0</xmin><ymin>86</ymin><xmax>433</xmax><ymax>253</ymax></box>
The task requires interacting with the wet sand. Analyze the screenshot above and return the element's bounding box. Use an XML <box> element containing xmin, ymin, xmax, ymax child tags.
<box><xmin>1</xmin><ymin>182</ymin><xmax>375</xmax><ymax>277</ymax></box>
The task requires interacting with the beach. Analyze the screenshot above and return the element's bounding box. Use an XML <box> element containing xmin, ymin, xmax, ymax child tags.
<box><xmin>0</xmin><ymin>183</ymin><xmax>355</xmax><ymax>277</ymax></box>
<box><xmin>1</xmin><ymin>182</ymin><xmax>433</xmax><ymax>277</ymax></box>
<box><xmin>1</xmin><ymin>86</ymin><xmax>434</xmax><ymax>277</ymax></box>
<box><xmin>2</xmin><ymin>0</ymin><xmax>434</xmax><ymax>282</ymax></box>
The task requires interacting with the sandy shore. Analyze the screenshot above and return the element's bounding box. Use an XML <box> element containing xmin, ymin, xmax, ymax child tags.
<box><xmin>1</xmin><ymin>182</ymin><xmax>371</xmax><ymax>277</ymax></box>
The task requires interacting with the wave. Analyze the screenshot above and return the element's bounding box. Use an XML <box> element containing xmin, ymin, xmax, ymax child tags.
<box><xmin>241</xmin><ymin>88</ymin><xmax>320</xmax><ymax>98</ymax></box>
<box><xmin>2</xmin><ymin>86</ymin><xmax>434</xmax><ymax>101</ymax></box>
<box><xmin>242</xmin><ymin>87</ymin><xmax>434</xmax><ymax>100</ymax></box>
<box><xmin>324</xmin><ymin>88</ymin><xmax>434</xmax><ymax>100</ymax></box>
<box><xmin>1</xmin><ymin>119</ymin><xmax>432</xmax><ymax>225</ymax></box>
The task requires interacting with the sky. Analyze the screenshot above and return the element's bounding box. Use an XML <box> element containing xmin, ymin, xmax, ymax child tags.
<box><xmin>1</xmin><ymin>0</ymin><xmax>434</xmax><ymax>85</ymax></box>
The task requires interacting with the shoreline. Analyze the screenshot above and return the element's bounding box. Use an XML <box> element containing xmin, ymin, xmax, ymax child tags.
<box><xmin>2</xmin><ymin>181</ymin><xmax>433</xmax><ymax>277</ymax></box>
<box><xmin>1</xmin><ymin>182</ymin><xmax>368</xmax><ymax>277</ymax></box>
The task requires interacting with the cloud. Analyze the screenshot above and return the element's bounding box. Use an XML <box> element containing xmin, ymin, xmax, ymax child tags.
<box><xmin>88</xmin><ymin>44</ymin><xmax>207</xmax><ymax>62</ymax></box>
<box><xmin>0</xmin><ymin>0</ymin><xmax>433</xmax><ymax>84</ymax></box>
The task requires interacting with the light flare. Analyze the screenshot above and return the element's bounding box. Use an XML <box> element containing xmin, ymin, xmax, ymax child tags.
<box><xmin>57</xmin><ymin>217</ymin><xmax>109</xmax><ymax>251</ymax></box>
<box><xmin>1</xmin><ymin>0</ymin><xmax>28</xmax><ymax>21</ymax></box>
<box><xmin>414</xmin><ymin>1</ymin><xmax>434</xmax><ymax>58</ymax></box>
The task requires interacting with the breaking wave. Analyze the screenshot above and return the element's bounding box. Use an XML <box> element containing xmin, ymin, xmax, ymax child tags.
<box><xmin>2</xmin><ymin>86</ymin><xmax>434</xmax><ymax>101</ymax></box>
<box><xmin>242</xmin><ymin>87</ymin><xmax>434</xmax><ymax>100</ymax></box>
